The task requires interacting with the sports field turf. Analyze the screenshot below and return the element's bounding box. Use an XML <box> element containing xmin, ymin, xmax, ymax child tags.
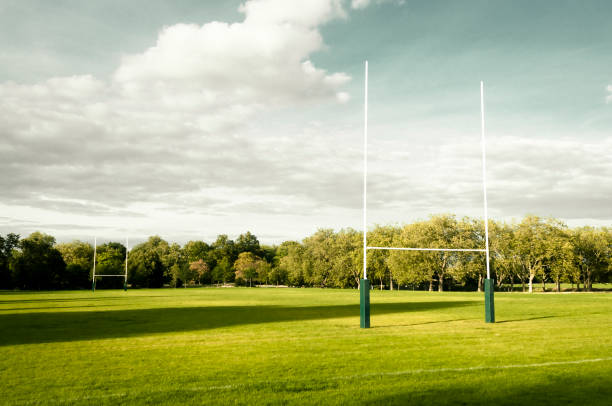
<box><xmin>1</xmin><ymin>288</ymin><xmax>611</xmax><ymax>405</ymax></box>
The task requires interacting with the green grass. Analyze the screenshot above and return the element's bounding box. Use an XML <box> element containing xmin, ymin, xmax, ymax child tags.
<box><xmin>1</xmin><ymin>288</ymin><xmax>611</xmax><ymax>405</ymax></box>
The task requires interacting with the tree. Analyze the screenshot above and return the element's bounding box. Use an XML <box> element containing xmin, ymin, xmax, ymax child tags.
<box><xmin>514</xmin><ymin>216</ymin><xmax>550</xmax><ymax>293</ymax></box>
<box><xmin>210</xmin><ymin>235</ymin><xmax>237</xmax><ymax>283</ymax></box>
<box><xmin>94</xmin><ymin>242</ymin><xmax>127</xmax><ymax>289</ymax></box>
<box><xmin>56</xmin><ymin>240</ymin><xmax>93</xmax><ymax>289</ymax></box>
<box><xmin>11</xmin><ymin>232</ymin><xmax>66</xmax><ymax>290</ymax></box>
<box><xmin>489</xmin><ymin>221</ymin><xmax>520</xmax><ymax>291</ymax></box>
<box><xmin>447</xmin><ymin>218</ymin><xmax>486</xmax><ymax>291</ymax></box>
<box><xmin>367</xmin><ymin>226</ymin><xmax>398</xmax><ymax>290</ymax></box>
<box><xmin>572</xmin><ymin>227</ymin><xmax>610</xmax><ymax>291</ymax></box>
<box><xmin>278</xmin><ymin>241</ymin><xmax>306</xmax><ymax>286</ymax></box>
<box><xmin>236</xmin><ymin>231</ymin><xmax>262</xmax><ymax>256</ymax></box>
<box><xmin>189</xmin><ymin>259</ymin><xmax>210</xmax><ymax>284</ymax></box>
<box><xmin>183</xmin><ymin>240</ymin><xmax>210</xmax><ymax>263</ymax></box>
<box><xmin>212</xmin><ymin>257</ymin><xmax>233</xmax><ymax>285</ymax></box>
<box><xmin>302</xmin><ymin>229</ymin><xmax>335</xmax><ymax>287</ymax></box>
<box><xmin>331</xmin><ymin>228</ymin><xmax>362</xmax><ymax>288</ymax></box>
<box><xmin>128</xmin><ymin>236</ymin><xmax>171</xmax><ymax>288</ymax></box>
<box><xmin>389</xmin><ymin>215</ymin><xmax>464</xmax><ymax>292</ymax></box>
<box><xmin>234</xmin><ymin>252</ymin><xmax>263</xmax><ymax>287</ymax></box>
<box><xmin>0</xmin><ymin>233</ymin><xmax>20</xmax><ymax>289</ymax></box>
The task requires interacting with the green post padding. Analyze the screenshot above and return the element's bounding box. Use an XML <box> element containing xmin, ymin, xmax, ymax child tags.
<box><xmin>92</xmin><ymin>280</ymin><xmax>96</xmax><ymax>292</ymax></box>
<box><xmin>123</xmin><ymin>281</ymin><xmax>127</xmax><ymax>291</ymax></box>
<box><xmin>484</xmin><ymin>278</ymin><xmax>495</xmax><ymax>323</ymax></box>
<box><xmin>360</xmin><ymin>278</ymin><xmax>370</xmax><ymax>328</ymax></box>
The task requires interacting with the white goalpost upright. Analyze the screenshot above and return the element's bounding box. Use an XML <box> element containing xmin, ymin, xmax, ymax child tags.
<box><xmin>360</xmin><ymin>62</ymin><xmax>494</xmax><ymax>328</ymax></box>
<box><xmin>92</xmin><ymin>236</ymin><xmax>130</xmax><ymax>292</ymax></box>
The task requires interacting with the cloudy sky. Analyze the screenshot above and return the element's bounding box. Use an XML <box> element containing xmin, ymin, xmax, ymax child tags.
<box><xmin>1</xmin><ymin>0</ymin><xmax>611</xmax><ymax>244</ymax></box>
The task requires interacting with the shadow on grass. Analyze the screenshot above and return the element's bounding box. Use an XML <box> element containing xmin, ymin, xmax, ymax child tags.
<box><xmin>0</xmin><ymin>300</ymin><xmax>474</xmax><ymax>346</ymax></box>
<box><xmin>357</xmin><ymin>366</ymin><xmax>612</xmax><ymax>406</ymax></box>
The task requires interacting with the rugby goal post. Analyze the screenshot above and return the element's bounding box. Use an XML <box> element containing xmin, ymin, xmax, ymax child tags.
<box><xmin>92</xmin><ymin>236</ymin><xmax>129</xmax><ymax>292</ymax></box>
<box><xmin>360</xmin><ymin>61</ymin><xmax>494</xmax><ymax>328</ymax></box>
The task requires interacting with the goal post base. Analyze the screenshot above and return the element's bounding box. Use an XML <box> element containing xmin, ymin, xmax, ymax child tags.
<box><xmin>484</xmin><ymin>278</ymin><xmax>495</xmax><ymax>323</ymax></box>
<box><xmin>360</xmin><ymin>278</ymin><xmax>370</xmax><ymax>328</ymax></box>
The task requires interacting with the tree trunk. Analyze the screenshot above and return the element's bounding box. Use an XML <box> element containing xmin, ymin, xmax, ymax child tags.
<box><xmin>428</xmin><ymin>278</ymin><xmax>434</xmax><ymax>292</ymax></box>
<box><xmin>528</xmin><ymin>272</ymin><xmax>535</xmax><ymax>293</ymax></box>
<box><xmin>555</xmin><ymin>278</ymin><xmax>560</xmax><ymax>293</ymax></box>
<box><xmin>477</xmin><ymin>275</ymin><xmax>483</xmax><ymax>292</ymax></box>
<box><xmin>542</xmin><ymin>279</ymin><xmax>546</xmax><ymax>293</ymax></box>
<box><xmin>380</xmin><ymin>279</ymin><xmax>383</xmax><ymax>290</ymax></box>
<box><xmin>390</xmin><ymin>277</ymin><xmax>393</xmax><ymax>291</ymax></box>
<box><xmin>587</xmin><ymin>272</ymin><xmax>592</xmax><ymax>291</ymax></box>
<box><xmin>438</xmin><ymin>273</ymin><xmax>444</xmax><ymax>292</ymax></box>
<box><xmin>521</xmin><ymin>277</ymin><xmax>526</xmax><ymax>292</ymax></box>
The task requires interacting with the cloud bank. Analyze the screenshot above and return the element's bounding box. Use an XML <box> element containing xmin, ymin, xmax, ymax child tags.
<box><xmin>1</xmin><ymin>0</ymin><xmax>611</xmax><ymax>242</ymax></box>
<box><xmin>0</xmin><ymin>0</ymin><xmax>355</xmax><ymax>238</ymax></box>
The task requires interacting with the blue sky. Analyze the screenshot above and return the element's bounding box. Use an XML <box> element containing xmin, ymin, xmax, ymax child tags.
<box><xmin>1</xmin><ymin>0</ymin><xmax>611</xmax><ymax>244</ymax></box>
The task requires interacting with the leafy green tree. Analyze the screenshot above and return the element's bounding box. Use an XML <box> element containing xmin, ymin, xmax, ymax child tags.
<box><xmin>302</xmin><ymin>229</ymin><xmax>337</xmax><ymax>287</ymax></box>
<box><xmin>56</xmin><ymin>240</ymin><xmax>93</xmax><ymax>289</ymax></box>
<box><xmin>210</xmin><ymin>235</ymin><xmax>237</xmax><ymax>282</ymax></box>
<box><xmin>189</xmin><ymin>259</ymin><xmax>210</xmax><ymax>284</ymax></box>
<box><xmin>389</xmin><ymin>215</ymin><xmax>464</xmax><ymax>291</ymax></box>
<box><xmin>446</xmin><ymin>218</ymin><xmax>486</xmax><ymax>291</ymax></box>
<box><xmin>572</xmin><ymin>227</ymin><xmax>610</xmax><ymax>291</ymax></box>
<box><xmin>128</xmin><ymin>236</ymin><xmax>171</xmax><ymax>288</ymax></box>
<box><xmin>183</xmin><ymin>240</ymin><xmax>210</xmax><ymax>263</ymax></box>
<box><xmin>330</xmin><ymin>228</ymin><xmax>362</xmax><ymax>288</ymax></box>
<box><xmin>236</xmin><ymin>231</ymin><xmax>262</xmax><ymax>256</ymax></box>
<box><xmin>11</xmin><ymin>232</ymin><xmax>66</xmax><ymax>290</ymax></box>
<box><xmin>0</xmin><ymin>233</ymin><xmax>20</xmax><ymax>289</ymax></box>
<box><xmin>212</xmin><ymin>257</ymin><xmax>233</xmax><ymax>285</ymax></box>
<box><xmin>278</xmin><ymin>241</ymin><xmax>306</xmax><ymax>286</ymax></box>
<box><xmin>489</xmin><ymin>221</ymin><xmax>521</xmax><ymax>291</ymax></box>
<box><xmin>514</xmin><ymin>216</ymin><xmax>550</xmax><ymax>293</ymax></box>
<box><xmin>95</xmin><ymin>242</ymin><xmax>126</xmax><ymax>289</ymax></box>
<box><xmin>234</xmin><ymin>252</ymin><xmax>262</xmax><ymax>287</ymax></box>
<box><xmin>367</xmin><ymin>226</ymin><xmax>398</xmax><ymax>290</ymax></box>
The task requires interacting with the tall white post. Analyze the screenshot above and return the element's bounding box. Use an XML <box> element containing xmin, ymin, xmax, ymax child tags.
<box><xmin>93</xmin><ymin>236</ymin><xmax>97</xmax><ymax>279</ymax></box>
<box><xmin>92</xmin><ymin>236</ymin><xmax>97</xmax><ymax>292</ymax></box>
<box><xmin>480</xmin><ymin>81</ymin><xmax>491</xmax><ymax>280</ymax></box>
<box><xmin>125</xmin><ymin>236</ymin><xmax>129</xmax><ymax>283</ymax></box>
<box><xmin>362</xmin><ymin>60</ymin><xmax>369</xmax><ymax>280</ymax></box>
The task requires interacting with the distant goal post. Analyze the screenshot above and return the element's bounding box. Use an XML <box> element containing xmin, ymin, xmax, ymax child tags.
<box><xmin>92</xmin><ymin>236</ymin><xmax>129</xmax><ymax>292</ymax></box>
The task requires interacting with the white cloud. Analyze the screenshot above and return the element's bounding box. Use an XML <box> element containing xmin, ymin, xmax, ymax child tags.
<box><xmin>351</xmin><ymin>0</ymin><xmax>371</xmax><ymax>9</ymax></box>
<box><xmin>351</xmin><ymin>0</ymin><xmax>404</xmax><ymax>9</ymax></box>
<box><xmin>0</xmin><ymin>0</ymin><xmax>360</xmax><ymax>241</ymax></box>
<box><xmin>607</xmin><ymin>85</ymin><xmax>612</xmax><ymax>102</ymax></box>
<box><xmin>364</xmin><ymin>135</ymin><xmax>612</xmax><ymax>225</ymax></box>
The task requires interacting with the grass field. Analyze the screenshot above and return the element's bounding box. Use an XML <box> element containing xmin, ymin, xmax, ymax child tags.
<box><xmin>1</xmin><ymin>288</ymin><xmax>611</xmax><ymax>405</ymax></box>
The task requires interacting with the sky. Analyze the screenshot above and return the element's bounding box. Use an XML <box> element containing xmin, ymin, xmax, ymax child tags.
<box><xmin>1</xmin><ymin>0</ymin><xmax>611</xmax><ymax>245</ymax></box>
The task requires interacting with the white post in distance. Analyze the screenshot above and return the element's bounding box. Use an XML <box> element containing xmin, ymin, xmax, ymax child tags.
<box><xmin>124</xmin><ymin>237</ymin><xmax>129</xmax><ymax>291</ymax></box>
<box><xmin>92</xmin><ymin>236</ymin><xmax>97</xmax><ymax>292</ymax></box>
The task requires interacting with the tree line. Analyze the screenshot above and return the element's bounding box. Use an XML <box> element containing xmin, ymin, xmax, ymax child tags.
<box><xmin>0</xmin><ymin>215</ymin><xmax>610</xmax><ymax>292</ymax></box>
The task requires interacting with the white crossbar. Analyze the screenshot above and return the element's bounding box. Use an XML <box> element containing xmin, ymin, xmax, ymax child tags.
<box><xmin>94</xmin><ymin>275</ymin><xmax>126</xmax><ymax>277</ymax></box>
<box><xmin>366</xmin><ymin>246</ymin><xmax>485</xmax><ymax>252</ymax></box>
